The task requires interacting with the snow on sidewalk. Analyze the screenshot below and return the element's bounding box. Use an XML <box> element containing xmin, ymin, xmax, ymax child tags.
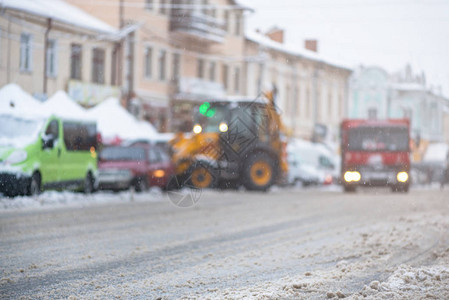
<box><xmin>0</xmin><ymin>188</ymin><xmax>166</xmax><ymax>211</ymax></box>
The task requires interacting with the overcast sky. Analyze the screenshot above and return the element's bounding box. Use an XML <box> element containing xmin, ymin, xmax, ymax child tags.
<box><xmin>240</xmin><ymin>0</ymin><xmax>449</xmax><ymax>97</ymax></box>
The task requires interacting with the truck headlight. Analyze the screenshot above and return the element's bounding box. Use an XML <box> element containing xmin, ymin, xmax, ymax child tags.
<box><xmin>5</xmin><ymin>150</ymin><xmax>28</xmax><ymax>165</ymax></box>
<box><xmin>397</xmin><ymin>171</ymin><xmax>408</xmax><ymax>183</ymax></box>
<box><xmin>344</xmin><ymin>171</ymin><xmax>361</xmax><ymax>182</ymax></box>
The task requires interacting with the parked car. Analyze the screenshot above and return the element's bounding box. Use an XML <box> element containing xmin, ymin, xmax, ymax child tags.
<box><xmin>0</xmin><ymin>113</ymin><xmax>98</xmax><ymax>197</ymax></box>
<box><xmin>287</xmin><ymin>139</ymin><xmax>337</xmax><ymax>186</ymax></box>
<box><xmin>98</xmin><ymin>144</ymin><xmax>175</xmax><ymax>192</ymax></box>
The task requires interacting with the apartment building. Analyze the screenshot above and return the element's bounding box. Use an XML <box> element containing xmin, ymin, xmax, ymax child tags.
<box><xmin>0</xmin><ymin>0</ymin><xmax>121</xmax><ymax>105</ymax></box>
<box><xmin>243</xmin><ymin>28</ymin><xmax>352</xmax><ymax>143</ymax></box>
<box><xmin>67</xmin><ymin>0</ymin><xmax>249</xmax><ymax>132</ymax></box>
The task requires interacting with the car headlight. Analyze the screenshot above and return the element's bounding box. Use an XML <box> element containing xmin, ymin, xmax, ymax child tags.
<box><xmin>397</xmin><ymin>171</ymin><xmax>408</xmax><ymax>183</ymax></box>
<box><xmin>5</xmin><ymin>150</ymin><xmax>28</xmax><ymax>165</ymax></box>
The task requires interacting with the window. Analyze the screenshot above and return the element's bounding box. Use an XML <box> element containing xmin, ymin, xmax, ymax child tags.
<box><xmin>144</xmin><ymin>47</ymin><xmax>153</xmax><ymax>78</ymax></box>
<box><xmin>306</xmin><ymin>88</ymin><xmax>310</xmax><ymax>118</ymax></box>
<box><xmin>224</xmin><ymin>10</ymin><xmax>229</xmax><ymax>32</ymax></box>
<box><xmin>92</xmin><ymin>48</ymin><xmax>105</xmax><ymax>84</ymax></box>
<box><xmin>20</xmin><ymin>33</ymin><xmax>32</xmax><ymax>72</ymax></box>
<box><xmin>202</xmin><ymin>0</ymin><xmax>208</xmax><ymax>14</ymax></box>
<box><xmin>70</xmin><ymin>44</ymin><xmax>82</xmax><ymax>80</ymax></box>
<box><xmin>285</xmin><ymin>86</ymin><xmax>291</xmax><ymax>117</ymax></box>
<box><xmin>368</xmin><ymin>108</ymin><xmax>378</xmax><ymax>120</ymax></box>
<box><xmin>294</xmin><ymin>87</ymin><xmax>299</xmax><ymax>117</ymax></box>
<box><xmin>197</xmin><ymin>59</ymin><xmax>204</xmax><ymax>79</ymax></box>
<box><xmin>222</xmin><ymin>64</ymin><xmax>228</xmax><ymax>90</ymax></box>
<box><xmin>46</xmin><ymin>39</ymin><xmax>57</xmax><ymax>77</ymax></box>
<box><xmin>63</xmin><ymin>122</ymin><xmax>97</xmax><ymax>151</ymax></box>
<box><xmin>172</xmin><ymin>53</ymin><xmax>180</xmax><ymax>81</ymax></box>
<box><xmin>159</xmin><ymin>0</ymin><xmax>168</xmax><ymax>15</ymax></box>
<box><xmin>158</xmin><ymin>50</ymin><xmax>166</xmax><ymax>80</ymax></box>
<box><xmin>45</xmin><ymin>120</ymin><xmax>59</xmax><ymax>139</ymax></box>
<box><xmin>209</xmin><ymin>62</ymin><xmax>216</xmax><ymax>81</ymax></box>
<box><xmin>235</xmin><ymin>12</ymin><xmax>241</xmax><ymax>36</ymax></box>
<box><xmin>145</xmin><ymin>0</ymin><xmax>153</xmax><ymax>10</ymax></box>
<box><xmin>430</xmin><ymin>104</ymin><xmax>438</xmax><ymax>130</ymax></box>
<box><xmin>403</xmin><ymin>107</ymin><xmax>412</xmax><ymax>120</ymax></box>
<box><xmin>149</xmin><ymin>146</ymin><xmax>169</xmax><ymax>163</ymax></box>
<box><xmin>101</xmin><ymin>147</ymin><xmax>146</xmax><ymax>161</ymax></box>
<box><xmin>347</xmin><ymin>127</ymin><xmax>409</xmax><ymax>152</ymax></box>
<box><xmin>234</xmin><ymin>67</ymin><xmax>240</xmax><ymax>93</ymax></box>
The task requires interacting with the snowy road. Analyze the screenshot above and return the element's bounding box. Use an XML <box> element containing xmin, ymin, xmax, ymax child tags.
<box><xmin>1</xmin><ymin>188</ymin><xmax>448</xmax><ymax>299</ymax></box>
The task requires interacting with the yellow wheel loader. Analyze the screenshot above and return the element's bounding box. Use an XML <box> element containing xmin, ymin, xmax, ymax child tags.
<box><xmin>169</xmin><ymin>94</ymin><xmax>288</xmax><ymax>191</ymax></box>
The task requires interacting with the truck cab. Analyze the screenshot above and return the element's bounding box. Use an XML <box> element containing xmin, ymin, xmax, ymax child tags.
<box><xmin>340</xmin><ymin>119</ymin><xmax>411</xmax><ymax>192</ymax></box>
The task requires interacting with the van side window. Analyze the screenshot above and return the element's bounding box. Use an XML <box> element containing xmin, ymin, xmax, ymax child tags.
<box><xmin>45</xmin><ymin>120</ymin><xmax>59</xmax><ymax>138</ymax></box>
<box><xmin>63</xmin><ymin>122</ymin><xmax>96</xmax><ymax>151</ymax></box>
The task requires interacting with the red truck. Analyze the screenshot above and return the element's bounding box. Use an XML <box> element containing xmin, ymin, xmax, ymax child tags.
<box><xmin>340</xmin><ymin>119</ymin><xmax>411</xmax><ymax>193</ymax></box>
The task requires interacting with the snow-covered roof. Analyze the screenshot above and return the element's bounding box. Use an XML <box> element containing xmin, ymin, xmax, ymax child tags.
<box><xmin>0</xmin><ymin>0</ymin><xmax>116</xmax><ymax>34</ymax></box>
<box><xmin>246</xmin><ymin>30</ymin><xmax>352</xmax><ymax>71</ymax></box>
<box><xmin>87</xmin><ymin>98</ymin><xmax>158</xmax><ymax>142</ymax></box>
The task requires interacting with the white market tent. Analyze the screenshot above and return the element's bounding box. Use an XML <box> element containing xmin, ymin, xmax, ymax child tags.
<box><xmin>0</xmin><ymin>84</ymin><xmax>160</xmax><ymax>144</ymax></box>
<box><xmin>86</xmin><ymin>97</ymin><xmax>158</xmax><ymax>143</ymax></box>
<box><xmin>0</xmin><ymin>84</ymin><xmax>44</xmax><ymax>115</ymax></box>
<box><xmin>42</xmin><ymin>91</ymin><xmax>93</xmax><ymax>121</ymax></box>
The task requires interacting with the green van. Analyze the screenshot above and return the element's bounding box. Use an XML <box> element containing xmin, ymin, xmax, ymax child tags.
<box><xmin>0</xmin><ymin>113</ymin><xmax>98</xmax><ymax>197</ymax></box>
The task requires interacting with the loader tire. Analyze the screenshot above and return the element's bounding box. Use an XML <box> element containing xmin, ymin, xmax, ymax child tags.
<box><xmin>242</xmin><ymin>152</ymin><xmax>276</xmax><ymax>191</ymax></box>
<box><xmin>188</xmin><ymin>162</ymin><xmax>217</xmax><ymax>189</ymax></box>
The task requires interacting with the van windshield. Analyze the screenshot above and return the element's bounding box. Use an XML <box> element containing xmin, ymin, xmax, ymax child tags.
<box><xmin>0</xmin><ymin>114</ymin><xmax>44</xmax><ymax>147</ymax></box>
<box><xmin>100</xmin><ymin>147</ymin><xmax>146</xmax><ymax>161</ymax></box>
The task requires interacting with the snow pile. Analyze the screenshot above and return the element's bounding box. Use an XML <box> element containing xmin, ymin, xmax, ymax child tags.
<box><xmin>0</xmin><ymin>84</ymin><xmax>44</xmax><ymax>116</ymax></box>
<box><xmin>87</xmin><ymin>98</ymin><xmax>158</xmax><ymax>143</ymax></box>
<box><xmin>42</xmin><ymin>91</ymin><xmax>93</xmax><ymax>121</ymax></box>
<box><xmin>0</xmin><ymin>189</ymin><xmax>165</xmax><ymax>211</ymax></box>
<box><xmin>353</xmin><ymin>264</ymin><xmax>449</xmax><ymax>299</ymax></box>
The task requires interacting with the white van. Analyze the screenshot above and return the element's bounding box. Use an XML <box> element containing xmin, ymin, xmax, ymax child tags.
<box><xmin>287</xmin><ymin>139</ymin><xmax>337</xmax><ymax>186</ymax></box>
